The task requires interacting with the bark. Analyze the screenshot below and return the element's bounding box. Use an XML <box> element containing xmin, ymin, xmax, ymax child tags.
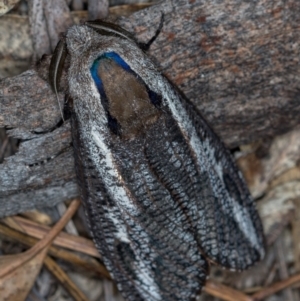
<box><xmin>28</xmin><ymin>0</ymin><xmax>73</xmax><ymax>60</ymax></box>
<box><xmin>88</xmin><ymin>0</ymin><xmax>109</xmax><ymax>20</ymax></box>
<box><xmin>0</xmin><ymin>0</ymin><xmax>299</xmax><ymax>217</ymax></box>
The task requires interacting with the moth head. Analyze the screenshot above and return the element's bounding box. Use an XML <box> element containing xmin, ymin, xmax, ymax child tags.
<box><xmin>49</xmin><ymin>20</ymin><xmax>138</xmax><ymax>97</ymax></box>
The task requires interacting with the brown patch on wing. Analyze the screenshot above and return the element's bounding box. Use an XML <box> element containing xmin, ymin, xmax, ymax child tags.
<box><xmin>97</xmin><ymin>59</ymin><xmax>161</xmax><ymax>139</ymax></box>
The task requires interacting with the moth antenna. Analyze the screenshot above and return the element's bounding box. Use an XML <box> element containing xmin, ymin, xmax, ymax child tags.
<box><xmin>139</xmin><ymin>12</ymin><xmax>164</xmax><ymax>51</ymax></box>
<box><xmin>85</xmin><ymin>14</ymin><xmax>164</xmax><ymax>52</ymax></box>
<box><xmin>49</xmin><ymin>38</ymin><xmax>68</xmax><ymax>122</ymax></box>
<box><xmin>85</xmin><ymin>20</ymin><xmax>136</xmax><ymax>43</ymax></box>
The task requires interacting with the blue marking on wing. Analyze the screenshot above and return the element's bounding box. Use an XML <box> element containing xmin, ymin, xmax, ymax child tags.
<box><xmin>91</xmin><ymin>52</ymin><xmax>131</xmax><ymax>87</ymax></box>
<box><xmin>90</xmin><ymin>51</ymin><xmax>162</xmax><ymax>107</ymax></box>
<box><xmin>90</xmin><ymin>58</ymin><xmax>104</xmax><ymax>97</ymax></box>
<box><xmin>102</xmin><ymin>52</ymin><xmax>131</xmax><ymax>71</ymax></box>
<box><xmin>90</xmin><ymin>52</ymin><xmax>125</xmax><ymax>135</ymax></box>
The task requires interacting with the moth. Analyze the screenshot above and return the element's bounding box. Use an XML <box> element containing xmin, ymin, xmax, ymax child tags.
<box><xmin>49</xmin><ymin>18</ymin><xmax>265</xmax><ymax>301</ymax></box>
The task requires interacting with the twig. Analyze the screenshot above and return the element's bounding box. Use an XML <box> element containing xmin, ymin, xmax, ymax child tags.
<box><xmin>0</xmin><ymin>198</ymin><xmax>80</xmax><ymax>279</ymax></box>
<box><xmin>203</xmin><ymin>280</ymin><xmax>252</xmax><ymax>301</ymax></box>
<box><xmin>2</xmin><ymin>215</ymin><xmax>100</xmax><ymax>258</ymax></box>
<box><xmin>252</xmin><ymin>273</ymin><xmax>300</xmax><ymax>300</ymax></box>
<box><xmin>45</xmin><ymin>256</ymin><xmax>90</xmax><ymax>301</ymax></box>
<box><xmin>56</xmin><ymin>202</ymin><xmax>79</xmax><ymax>236</ymax></box>
<box><xmin>0</xmin><ymin>222</ymin><xmax>110</xmax><ymax>278</ymax></box>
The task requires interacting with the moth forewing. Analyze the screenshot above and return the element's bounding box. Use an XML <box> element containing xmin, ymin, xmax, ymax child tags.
<box><xmin>50</xmin><ymin>22</ymin><xmax>265</xmax><ymax>301</ymax></box>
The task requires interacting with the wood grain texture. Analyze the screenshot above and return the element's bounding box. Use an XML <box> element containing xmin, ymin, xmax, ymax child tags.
<box><xmin>123</xmin><ymin>0</ymin><xmax>300</xmax><ymax>146</ymax></box>
<box><xmin>0</xmin><ymin>0</ymin><xmax>299</xmax><ymax>217</ymax></box>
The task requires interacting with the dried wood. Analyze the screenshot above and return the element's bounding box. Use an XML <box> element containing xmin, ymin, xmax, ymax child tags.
<box><xmin>44</xmin><ymin>256</ymin><xmax>90</xmax><ymax>301</ymax></box>
<box><xmin>3</xmin><ymin>215</ymin><xmax>100</xmax><ymax>257</ymax></box>
<box><xmin>0</xmin><ymin>0</ymin><xmax>300</xmax><ymax>219</ymax></box>
<box><xmin>0</xmin><ymin>199</ymin><xmax>80</xmax><ymax>301</ymax></box>
<box><xmin>0</xmin><ymin>222</ymin><xmax>110</xmax><ymax>277</ymax></box>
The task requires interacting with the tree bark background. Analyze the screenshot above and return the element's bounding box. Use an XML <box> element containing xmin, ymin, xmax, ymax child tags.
<box><xmin>0</xmin><ymin>0</ymin><xmax>300</xmax><ymax>218</ymax></box>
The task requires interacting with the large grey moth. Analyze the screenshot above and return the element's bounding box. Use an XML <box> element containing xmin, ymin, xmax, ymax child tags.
<box><xmin>49</xmin><ymin>18</ymin><xmax>265</xmax><ymax>301</ymax></box>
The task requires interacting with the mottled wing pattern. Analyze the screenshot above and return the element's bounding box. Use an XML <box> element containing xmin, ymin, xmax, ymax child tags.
<box><xmin>145</xmin><ymin>92</ymin><xmax>265</xmax><ymax>270</ymax></box>
<box><xmin>71</xmin><ymin>114</ymin><xmax>208</xmax><ymax>301</ymax></box>
<box><xmin>186</xmin><ymin>99</ymin><xmax>265</xmax><ymax>269</ymax></box>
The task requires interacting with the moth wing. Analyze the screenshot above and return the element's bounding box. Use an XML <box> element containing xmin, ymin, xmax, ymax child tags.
<box><xmin>71</xmin><ymin>115</ymin><xmax>208</xmax><ymax>301</ymax></box>
<box><xmin>144</xmin><ymin>93</ymin><xmax>265</xmax><ymax>271</ymax></box>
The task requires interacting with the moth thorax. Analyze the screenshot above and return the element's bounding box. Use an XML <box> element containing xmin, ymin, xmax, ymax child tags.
<box><xmin>97</xmin><ymin>58</ymin><xmax>160</xmax><ymax>137</ymax></box>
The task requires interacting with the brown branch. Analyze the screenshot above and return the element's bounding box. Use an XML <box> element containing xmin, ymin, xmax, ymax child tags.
<box><xmin>3</xmin><ymin>215</ymin><xmax>100</xmax><ymax>258</ymax></box>
<box><xmin>204</xmin><ymin>272</ymin><xmax>300</xmax><ymax>301</ymax></box>
<box><xmin>44</xmin><ymin>256</ymin><xmax>90</xmax><ymax>301</ymax></box>
<box><xmin>252</xmin><ymin>272</ymin><xmax>300</xmax><ymax>300</ymax></box>
<box><xmin>0</xmin><ymin>222</ymin><xmax>110</xmax><ymax>278</ymax></box>
<box><xmin>0</xmin><ymin>0</ymin><xmax>300</xmax><ymax>217</ymax></box>
<box><xmin>203</xmin><ymin>280</ymin><xmax>252</xmax><ymax>301</ymax></box>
